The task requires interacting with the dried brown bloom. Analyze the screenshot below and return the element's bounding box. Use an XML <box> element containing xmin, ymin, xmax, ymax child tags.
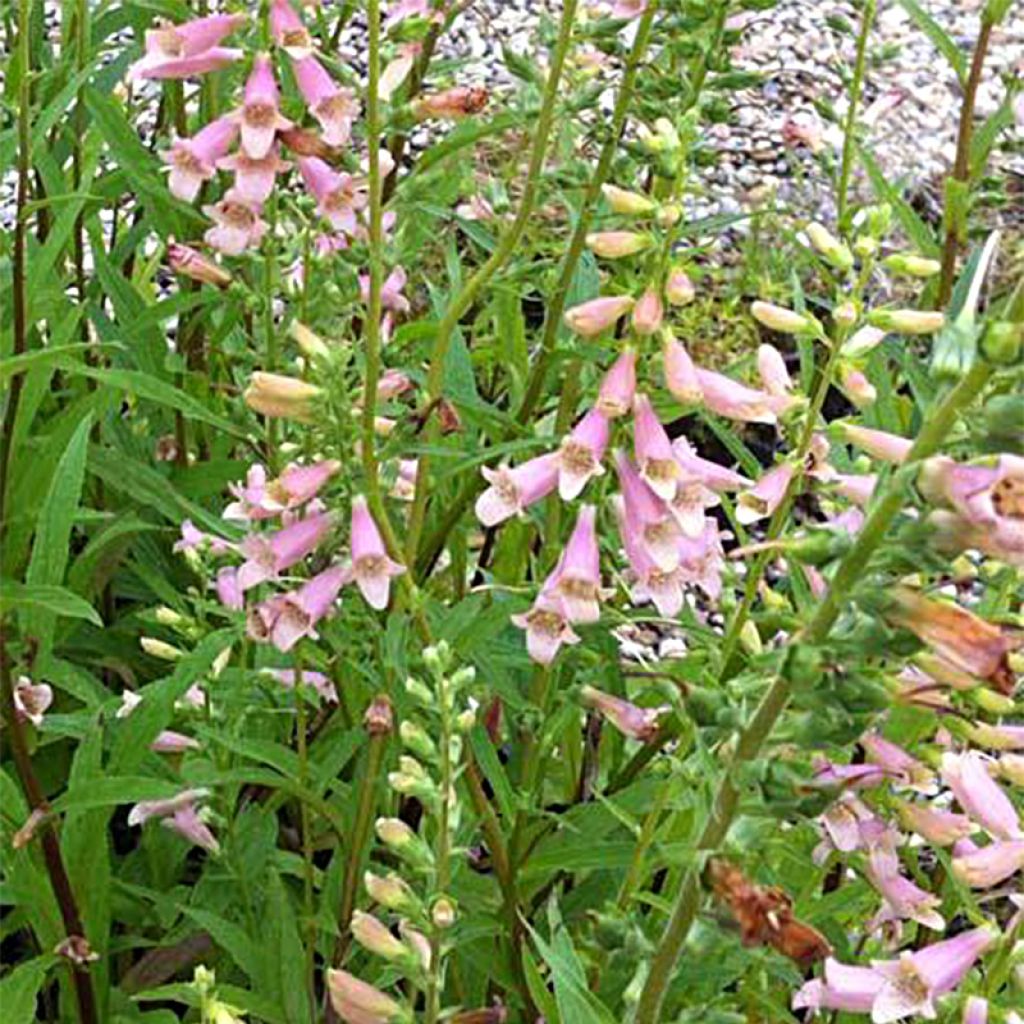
<box><xmin>364</xmin><ymin>694</ymin><xmax>394</xmax><ymax>736</ymax></box>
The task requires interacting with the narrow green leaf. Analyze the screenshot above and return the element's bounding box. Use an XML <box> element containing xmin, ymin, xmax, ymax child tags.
<box><xmin>0</xmin><ymin>581</ymin><xmax>102</xmax><ymax>626</ymax></box>
<box><xmin>895</xmin><ymin>0</ymin><xmax>967</xmax><ymax>82</ymax></box>
<box><xmin>0</xmin><ymin>956</ymin><xmax>56</xmax><ymax>1024</ymax></box>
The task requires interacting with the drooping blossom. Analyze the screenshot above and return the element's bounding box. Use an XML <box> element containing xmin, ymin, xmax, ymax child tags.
<box><xmin>737</xmin><ymin>462</ymin><xmax>796</xmax><ymax>525</ymax></box>
<box><xmin>633</xmin><ymin>394</ymin><xmax>678</xmax><ymax>501</ymax></box>
<box><xmin>595</xmin><ymin>348</ymin><xmax>637</xmax><ymax>417</ymax></box>
<box><xmin>270</xmin><ymin>0</ymin><xmax>313</xmax><ymax>59</ymax></box>
<box><xmin>869</xmin><ymin>927</ymin><xmax>995</xmax><ymax>1023</ymax></box>
<box><xmin>839</xmin><ymin>366</ymin><xmax>877</xmax><ymax>408</ymax></box>
<box><xmin>298</xmin><ymin>157</ymin><xmax>367</xmax><ymax>234</ymax></box>
<box><xmin>475</xmin><ymin>453</ymin><xmax>560</xmax><ymax>526</ymax></box>
<box><xmin>350</xmin><ymin>496</ymin><xmax>405</xmax><ymax>610</ymax></box>
<box><xmin>359</xmin><ymin>267</ymin><xmax>411</xmax><ymax>314</ymax></box>
<box><xmin>326</xmin><ymin>968</ymin><xmax>404</xmax><ymax>1024</ymax></box>
<box><xmin>262</xmin><ymin>668</ymin><xmax>339</xmax><ymax>703</ymax></box>
<box><xmin>940</xmin><ymin>751</ymin><xmax>1021</xmax><ymax>840</ymax></box>
<box><xmin>224</xmin><ymin>461</ymin><xmax>340</xmax><ymax>521</ymax></box>
<box><xmin>546</xmin><ymin>505</ymin><xmax>604</xmax><ymax>623</ymax></box>
<box><xmin>866</xmin><ymin>845</ymin><xmax>945</xmax><ymax>931</ymax></box>
<box><xmin>580</xmin><ymin>685</ymin><xmax>665</xmax><ymax>741</ymax></box>
<box><xmin>861</xmin><ymin>732</ymin><xmax>935</xmax><ymax>791</ymax></box>
<box><xmin>564</xmin><ymin>295</ymin><xmax>634</xmax><ymax>337</ymax></box>
<box><xmin>217</xmin><ymin>145</ymin><xmax>292</xmax><ymax>205</ymax></box>
<box><xmin>669</xmin><ymin>437</ymin><xmax>749</xmax><ymax>538</ymax></box>
<box><xmin>151</xmin><ymin>731</ymin><xmax>200</xmax><ymax>753</ymax></box>
<box><xmin>614</xmin><ymin>449</ymin><xmax>682</xmax><ymax>572</ymax></box>
<box><xmin>756</xmin><ymin>344</ymin><xmax>793</xmax><ymax>397</ymax></box>
<box><xmin>232</xmin><ymin>54</ymin><xmax>294</xmax><ymax>159</ymax></box>
<box><xmin>390</xmin><ymin>459</ymin><xmax>419</xmax><ymax>502</ymax></box>
<box><xmin>128</xmin><ymin>789</ymin><xmax>219</xmax><ymax>854</ymax></box>
<box><xmin>167</xmin><ymin>240</ymin><xmax>232</xmax><ymax>288</ymax></box>
<box><xmin>236</xmin><ymin>512</ymin><xmax>334</xmax><ymax>591</ymax></box>
<box><xmin>163</xmin><ymin>117</ymin><xmax>238</xmax><ymax>201</ymax></box>
<box><xmin>292</xmin><ymin>56</ymin><xmax>360</xmax><ymax>146</ymax></box>
<box><xmin>663</xmin><ymin>332</ymin><xmax>702</xmax><ymax>405</ymax></box>
<box><xmin>555</xmin><ymin>409</ymin><xmax>609</xmax><ymax>500</ymax></box>
<box><xmin>249</xmin><ymin>563</ymin><xmax>350</xmax><ymax>650</ymax></box>
<box><xmin>614</xmin><ymin>495</ymin><xmax>688</xmax><ymax>617</ymax></box>
<box><xmin>511</xmin><ymin>589</ymin><xmax>579</xmax><ymax>666</ymax></box>
<box><xmin>610</xmin><ymin>0</ymin><xmax>648</xmax><ymax>18</ymax></box>
<box><xmin>886</xmin><ymin>587</ymin><xmax>1021</xmax><ymax>695</ymax></box>
<box><xmin>952</xmin><ymin>837</ymin><xmax>1024</xmax><ymax>888</ymax></box>
<box><xmin>128</xmin><ymin>14</ymin><xmax>245</xmax><ymax>81</ymax></box>
<box><xmin>202</xmin><ymin>191</ymin><xmax>268</xmax><ymax>255</ymax></box>
<box><xmin>841</xmin><ymin>424</ymin><xmax>913</xmax><ymax>464</ymax></box>
<box><xmin>830</xmin><ymin>472</ymin><xmax>878</xmax><ymax>507</ymax></box>
<box><xmin>411</xmin><ymin>86</ymin><xmax>488</xmax><ymax>120</ymax></box>
<box><xmin>811</xmin><ymin>758</ymin><xmax>891</xmax><ymax>790</ymax></box>
<box><xmin>13</xmin><ymin>677</ymin><xmax>52</xmax><ymax>727</ymax></box>
<box><xmin>631</xmin><ymin>288</ymin><xmax>663</xmax><ymax>335</ymax></box>
<box><xmin>215</xmin><ymin>567</ymin><xmax>244</xmax><ymax>610</ymax></box>
<box><xmin>815</xmin><ymin>792</ymin><xmax>891</xmax><ymax>861</ymax></box>
<box><xmin>793</xmin><ymin>958</ymin><xmax>884</xmax><ymax>1015</ymax></box>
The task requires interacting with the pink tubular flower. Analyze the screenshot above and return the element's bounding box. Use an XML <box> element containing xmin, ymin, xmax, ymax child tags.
<box><xmin>326</xmin><ymin>968</ymin><xmax>404</xmax><ymax>1024</ymax></box>
<box><xmin>614</xmin><ymin>496</ymin><xmax>687</xmax><ymax>617</ymax></box>
<box><xmin>952</xmin><ymin>838</ymin><xmax>1024</xmax><ymax>888</ymax></box>
<box><xmin>633</xmin><ymin>393</ymin><xmax>678</xmax><ymax>501</ymax></box>
<box><xmin>831</xmin><ymin>472</ymin><xmax>878</xmax><ymax>507</ymax></box>
<box><xmin>886</xmin><ymin>587</ymin><xmax>1021</xmax><ymax>695</ymax></box>
<box><xmin>870</xmin><ymin>927</ymin><xmax>996</xmax><ymax>1023</ymax></box>
<box><xmin>298</xmin><ymin>157</ymin><xmax>366</xmax><ymax>234</ymax></box>
<box><xmin>217</xmin><ymin>145</ymin><xmax>291</xmax><ymax>205</ymax></box>
<box><xmin>964</xmin><ymin>996</ymin><xmax>988</xmax><ymax>1024</ymax></box>
<box><xmin>163</xmin><ymin>117</ymin><xmax>238</xmax><ymax>202</ymax></box>
<box><xmin>14</xmin><ymin>677</ymin><xmax>52</xmax><ymax>727</ymax></box>
<box><xmin>128</xmin><ymin>14</ymin><xmax>244</xmax><ymax>81</ymax></box>
<box><xmin>263</xmin><ymin>668</ymin><xmax>339</xmax><ymax>703</ymax></box>
<box><xmin>360</xmin><ymin>266</ymin><xmax>411</xmax><ymax>314</ymax></box>
<box><xmin>678</xmin><ymin>518</ymin><xmax>728</xmax><ymax>601</ymax></box>
<box><xmin>861</xmin><ymin>732</ymin><xmax>934</xmax><ymax>792</ymax></box>
<box><xmin>895</xmin><ymin>800</ymin><xmax>973</xmax><ymax>847</ymax></box>
<box><xmin>793</xmin><ymin>958</ymin><xmax>884</xmax><ymax>1014</ymax></box>
<box><xmin>867</xmin><ymin>845</ymin><xmax>945</xmax><ymax>931</ymax></box>
<box><xmin>225</xmin><ymin>460</ymin><xmax>340</xmax><ymax>521</ymax></box>
<box><xmin>151</xmin><ymin>730</ymin><xmax>200</xmax><ymax>753</ymax></box>
<box><xmin>918</xmin><ymin>454</ymin><xmax>1024</xmax><ymax>566</ymax></box>
<box><xmin>812</xmin><ymin>758</ymin><xmax>891</xmax><ymax>790</ymax></box>
<box><xmin>215</xmin><ymin>567</ymin><xmax>243</xmax><ymax>610</ymax></box>
<box><xmin>664</xmin><ymin>267</ymin><xmax>695</xmax><ymax>306</ymax></box>
<box><xmin>580</xmin><ymin>685</ymin><xmax>664</xmax><ymax>741</ymax></box>
<box><xmin>941</xmin><ymin>751</ymin><xmax>1021</xmax><ymax>840</ymax></box>
<box><xmin>564</xmin><ymin>295</ymin><xmax>634</xmax><ymax>337</ymax></box>
<box><xmin>547</xmin><ymin>505</ymin><xmax>603</xmax><ymax>623</ymax></box>
<box><xmin>350</xmin><ymin>497</ymin><xmax>405</xmax><ymax>610</ymax></box>
<box><xmin>167</xmin><ymin>240</ymin><xmax>232</xmax><ymax>288</ymax></box>
<box><xmin>672</xmin><ymin>437</ymin><xmax>750</xmax><ymax>493</ymax></box>
<box><xmin>611</xmin><ymin>0</ymin><xmax>648</xmax><ymax>18</ymax></box>
<box><xmin>756</xmin><ymin>344</ymin><xmax>793</xmax><ymax>397</ymax></box>
<box><xmin>258</xmin><ymin>563</ymin><xmax>350</xmax><ymax>650</ymax></box>
<box><xmin>839</xmin><ymin>366</ymin><xmax>877</xmax><ymax>409</ymax></box>
<box><xmin>511</xmin><ymin>589</ymin><xmax>580</xmax><ymax>666</ymax></box>
<box><xmin>817</xmin><ymin>793</ymin><xmax>889</xmax><ymax>857</ymax></box>
<box><xmin>695</xmin><ymin>366</ymin><xmax>793</xmax><ymax>424</ymax></box>
<box><xmin>841</xmin><ymin>424</ymin><xmax>914</xmax><ymax>464</ymax></box>
<box><xmin>614</xmin><ymin>449</ymin><xmax>682</xmax><ymax>572</ymax></box>
<box><xmin>202</xmin><ymin>191</ymin><xmax>268</xmax><ymax>255</ymax></box>
<box><xmin>556</xmin><ymin>409</ymin><xmax>609</xmax><ymax>500</ymax></box>
<box><xmin>663</xmin><ymin>333</ymin><xmax>702</xmax><ymax>405</ymax></box>
<box><xmin>292</xmin><ymin>56</ymin><xmax>360</xmax><ymax>146</ymax></box>
<box><xmin>596</xmin><ymin>348</ymin><xmax>637</xmax><ymax>418</ymax></box>
<box><xmin>737</xmin><ymin>462</ymin><xmax>795</xmax><ymax>525</ymax></box>
<box><xmin>632</xmin><ymin>288</ymin><xmax>663</xmax><ymax>336</ymax></box>
<box><xmin>128</xmin><ymin>788</ymin><xmax>219</xmax><ymax>854</ymax></box>
<box><xmin>385</xmin><ymin>0</ymin><xmax>434</xmax><ymax>29</ymax></box>
<box><xmin>475</xmin><ymin>453</ymin><xmax>560</xmax><ymax>526</ymax></box>
<box><xmin>236</xmin><ymin>511</ymin><xmax>334</xmax><ymax>592</ymax></box>
<box><xmin>233</xmin><ymin>54</ymin><xmax>294</xmax><ymax>159</ymax></box>
<box><xmin>270</xmin><ymin>0</ymin><xmax>313</xmax><ymax>58</ymax></box>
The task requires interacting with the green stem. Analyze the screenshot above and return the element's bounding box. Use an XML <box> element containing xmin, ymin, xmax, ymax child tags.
<box><xmin>937</xmin><ymin>13</ymin><xmax>994</xmax><ymax>307</ymax></box>
<box><xmin>412</xmin><ymin>3</ymin><xmax>659</xmax><ymax>578</ymax></box>
<box><xmin>263</xmin><ymin>197</ymin><xmax>279</xmax><ymax>469</ymax></box>
<box><xmin>405</xmin><ymin>0</ymin><xmax>580</xmax><ymax>568</ymax></box>
<box><xmin>836</xmin><ymin>0</ymin><xmax>876</xmax><ymax>229</ymax></box>
<box><xmin>632</xmin><ymin>360</ymin><xmax>993</xmax><ymax>1024</ymax></box>
<box><xmin>293</xmin><ymin>651</ymin><xmax>316</xmax><ymax>1016</ymax></box>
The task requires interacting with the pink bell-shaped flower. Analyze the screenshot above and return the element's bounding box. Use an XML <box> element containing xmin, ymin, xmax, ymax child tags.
<box><xmin>202</xmin><ymin>190</ymin><xmax>269</xmax><ymax>255</ymax></box>
<box><xmin>298</xmin><ymin>156</ymin><xmax>367</xmax><ymax>234</ymax></box>
<box><xmin>511</xmin><ymin>589</ymin><xmax>580</xmax><ymax>666</ymax></box>
<box><xmin>596</xmin><ymin>347</ymin><xmax>637</xmax><ymax>418</ymax></box>
<box><xmin>555</xmin><ymin>409</ymin><xmax>609</xmax><ymax>500</ymax></box>
<box><xmin>546</xmin><ymin>505</ymin><xmax>604</xmax><ymax>624</ymax></box>
<box><xmin>233</xmin><ymin>54</ymin><xmax>294</xmax><ymax>159</ymax></box>
<box><xmin>475</xmin><ymin>453</ymin><xmax>560</xmax><ymax>526</ymax></box>
<box><xmin>632</xmin><ymin>393</ymin><xmax>679</xmax><ymax>501</ymax></box>
<box><xmin>163</xmin><ymin>116</ymin><xmax>238</xmax><ymax>202</ymax></box>
<box><xmin>292</xmin><ymin>55</ymin><xmax>360</xmax><ymax>146</ymax></box>
<box><xmin>217</xmin><ymin>144</ymin><xmax>291</xmax><ymax>205</ymax></box>
<box><xmin>350</xmin><ymin>497</ymin><xmax>405</xmax><ymax>610</ymax></box>
<box><xmin>270</xmin><ymin>0</ymin><xmax>314</xmax><ymax>59</ymax></box>
<box><xmin>128</xmin><ymin>14</ymin><xmax>245</xmax><ymax>81</ymax></box>
<box><xmin>236</xmin><ymin>511</ymin><xmax>334</xmax><ymax>591</ymax></box>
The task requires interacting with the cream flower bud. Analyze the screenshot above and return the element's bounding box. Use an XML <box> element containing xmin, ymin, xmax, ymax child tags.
<box><xmin>655</xmin><ymin>203</ymin><xmax>681</xmax><ymax>228</ymax></box>
<box><xmin>290</xmin><ymin>321</ymin><xmax>331</xmax><ymax>360</ymax></box>
<box><xmin>883</xmin><ymin>253</ymin><xmax>942</xmax><ymax>278</ymax></box>
<box><xmin>244</xmin><ymin>372</ymin><xmax>321</xmax><ymax>422</ymax></box>
<box><xmin>805</xmin><ymin>222</ymin><xmax>854</xmax><ymax>270</ymax></box>
<box><xmin>364</xmin><ymin>871</ymin><xmax>421</xmax><ymax>914</ymax></box>
<box><xmin>155</xmin><ymin>606</ymin><xmax>187</xmax><ymax>627</ymax></box>
<box><xmin>600</xmin><ymin>184</ymin><xmax>655</xmax><ymax>216</ymax></box>
<box><xmin>350</xmin><ymin>911</ymin><xmax>413</xmax><ymax>963</ymax></box>
<box><xmin>584</xmin><ymin>231</ymin><xmax>650</xmax><ymax>259</ymax></box>
<box><xmin>140</xmin><ymin>637</ymin><xmax>184</xmax><ymax>661</ymax></box>
<box><xmin>400</xmin><ymin>719</ymin><xmax>437</xmax><ymax>760</ymax></box>
<box><xmin>867</xmin><ymin>309</ymin><xmax>945</xmax><ymax>334</ymax></box>
<box><xmin>664</xmin><ymin>267</ymin><xmax>696</xmax><ymax>306</ymax></box>
<box><xmin>375</xmin><ymin>817</ymin><xmax>414</xmax><ymax>848</ymax></box>
<box><xmin>834</xmin><ymin>300</ymin><xmax>858</xmax><ymax>326</ymax></box>
<box><xmin>751</xmin><ymin>301</ymin><xmax>812</xmax><ymax>334</ymax></box>
<box><xmin>432</xmin><ymin>897</ymin><xmax>457</xmax><ymax>929</ymax></box>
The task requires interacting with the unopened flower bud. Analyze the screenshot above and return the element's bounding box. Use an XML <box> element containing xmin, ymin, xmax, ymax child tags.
<box><xmin>168</xmin><ymin>240</ymin><xmax>232</xmax><ymax>289</ymax></box>
<box><xmin>351</xmin><ymin>911</ymin><xmax>414</xmax><ymax>963</ymax></box>
<box><xmin>834</xmin><ymin>300</ymin><xmax>858</xmax><ymax>326</ymax></box>
<box><xmin>364</xmin><ymin>695</ymin><xmax>394</xmax><ymax>736</ymax></box>
<box><xmin>140</xmin><ymin>637</ymin><xmax>183</xmax><ymax>661</ymax></box>
<box><xmin>664</xmin><ymin>267</ymin><xmax>695</xmax><ymax>306</ymax></box>
<box><xmin>405</xmin><ymin>676</ymin><xmax>435</xmax><ymax>706</ymax></box>
<box><xmin>655</xmin><ymin>203</ymin><xmax>681</xmax><ymax>228</ymax></box>
<box><xmin>854</xmin><ymin>235</ymin><xmax>879</xmax><ymax>259</ymax></box>
<box><xmin>432</xmin><ymin>896</ymin><xmax>457</xmax><ymax>929</ymax></box>
<box><xmin>585</xmin><ymin>231</ymin><xmax>650</xmax><ymax>259</ymax></box>
<box><xmin>12</xmin><ymin>808</ymin><xmax>50</xmax><ymax>850</ymax></box>
<box><xmin>965</xmin><ymin>687</ymin><xmax>1017</xmax><ymax>715</ymax></box>
<box><xmin>839</xmin><ymin>365</ymin><xmax>877</xmax><ymax>409</ymax></box>
<box><xmin>867</xmin><ymin>309</ymin><xmax>945</xmax><ymax>334</ymax></box>
<box><xmin>399</xmin><ymin>921</ymin><xmax>431</xmax><ymax>970</ymax></box>
<box><xmin>739</xmin><ymin>620</ymin><xmax>762</xmax><ymax>656</ymax></box>
<box><xmin>400</xmin><ymin>719</ymin><xmax>437</xmax><ymax>760</ymax></box>
<box><xmin>326</xmin><ymin>969</ymin><xmax>406</xmax><ymax>1024</ymax></box>
<box><xmin>422</xmin><ymin>642</ymin><xmax>451</xmax><ymax>675</ymax></box>
<box><xmin>654</xmin><ymin>117</ymin><xmax>681</xmax><ymax>151</ymax></box>
<box><xmin>751</xmin><ymin>301</ymin><xmax>812</xmax><ymax>334</ymax></box>
<box><xmin>449</xmin><ymin>665</ymin><xmax>477</xmax><ymax>691</ymax></box>
<box><xmin>412</xmin><ymin>86</ymin><xmax>488</xmax><ymax>120</ymax></box>
<box><xmin>980</xmin><ymin>321</ymin><xmax>1022</xmax><ymax>365</ymax></box>
<box><xmin>375</xmin><ymin>817</ymin><xmax>435</xmax><ymax>869</ymax></box>
<box><xmin>365</xmin><ymin>871</ymin><xmax>422</xmax><ymax>915</ymax></box>
<box><xmin>211</xmin><ymin>644</ymin><xmax>232</xmax><ymax>679</ymax></box>
<box><xmin>883</xmin><ymin>253</ymin><xmax>942</xmax><ymax>278</ymax></box>
<box><xmin>631</xmin><ymin>288</ymin><xmax>663</xmax><ymax>336</ymax></box>
<box><xmin>564</xmin><ymin>295</ymin><xmax>634</xmax><ymax>337</ymax></box>
<box><xmin>244</xmin><ymin>372</ymin><xmax>321</xmax><ymax>422</ymax></box>
<box><xmin>804</xmin><ymin>222</ymin><xmax>854</xmax><ymax>270</ymax></box>
<box><xmin>600</xmin><ymin>184</ymin><xmax>655</xmax><ymax>216</ymax></box>
<box><xmin>54</xmin><ymin>935</ymin><xmax>99</xmax><ymax>965</ymax></box>
<box><xmin>155</xmin><ymin>606</ymin><xmax>187</xmax><ymax>628</ymax></box>
<box><xmin>842</xmin><ymin>324</ymin><xmax>887</xmax><ymax>358</ymax></box>
<box><xmin>456</xmin><ymin>708</ymin><xmax>477</xmax><ymax>731</ymax></box>
<box><xmin>290</xmin><ymin>321</ymin><xmax>331</xmax><ymax>360</ymax></box>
